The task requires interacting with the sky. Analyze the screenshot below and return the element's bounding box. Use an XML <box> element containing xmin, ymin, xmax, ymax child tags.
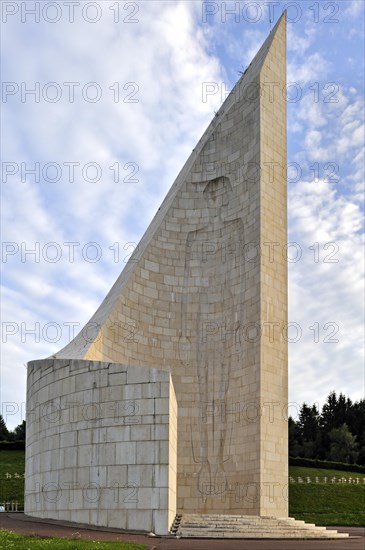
<box><xmin>1</xmin><ymin>0</ymin><xmax>364</xmax><ymax>429</ymax></box>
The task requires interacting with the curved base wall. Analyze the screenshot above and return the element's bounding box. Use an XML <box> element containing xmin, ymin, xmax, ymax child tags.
<box><xmin>25</xmin><ymin>359</ymin><xmax>177</xmax><ymax>535</ymax></box>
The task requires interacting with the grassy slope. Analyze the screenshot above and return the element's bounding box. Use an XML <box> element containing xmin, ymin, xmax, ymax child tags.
<box><xmin>289</xmin><ymin>466</ymin><xmax>365</xmax><ymax>526</ymax></box>
<box><xmin>1</xmin><ymin>451</ymin><xmax>364</xmax><ymax>526</ymax></box>
<box><xmin>0</xmin><ymin>530</ymin><xmax>146</xmax><ymax>549</ymax></box>
<box><xmin>0</xmin><ymin>450</ymin><xmax>25</xmax><ymax>504</ymax></box>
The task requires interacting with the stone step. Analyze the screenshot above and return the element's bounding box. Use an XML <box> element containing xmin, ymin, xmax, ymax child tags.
<box><xmin>179</xmin><ymin>531</ymin><xmax>349</xmax><ymax>539</ymax></box>
<box><xmin>181</xmin><ymin>524</ymin><xmax>338</xmax><ymax>531</ymax></box>
<box><xmin>180</xmin><ymin>522</ymin><xmax>324</xmax><ymax>530</ymax></box>
<box><xmin>181</xmin><ymin>524</ymin><xmax>328</xmax><ymax>531</ymax></box>
<box><xmin>173</xmin><ymin>514</ymin><xmax>349</xmax><ymax>539</ymax></box>
<box><xmin>181</xmin><ymin>515</ymin><xmax>306</xmax><ymax>524</ymax></box>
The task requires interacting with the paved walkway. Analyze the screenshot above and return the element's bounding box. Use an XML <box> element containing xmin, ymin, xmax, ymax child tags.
<box><xmin>0</xmin><ymin>513</ymin><xmax>364</xmax><ymax>550</ymax></box>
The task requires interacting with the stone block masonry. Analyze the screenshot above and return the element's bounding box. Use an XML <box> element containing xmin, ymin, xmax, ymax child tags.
<box><xmin>25</xmin><ymin>359</ymin><xmax>177</xmax><ymax>535</ymax></box>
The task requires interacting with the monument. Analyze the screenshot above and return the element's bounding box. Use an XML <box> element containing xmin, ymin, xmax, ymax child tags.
<box><xmin>25</xmin><ymin>13</ymin><xmax>348</xmax><ymax>539</ymax></box>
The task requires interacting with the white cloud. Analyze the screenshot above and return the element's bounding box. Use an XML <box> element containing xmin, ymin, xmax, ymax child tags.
<box><xmin>292</xmin><ymin>83</ymin><xmax>364</xmax><ymax>191</ymax></box>
<box><xmin>288</xmin><ymin>177</ymin><xmax>364</xmax><ymax>409</ymax></box>
<box><xmin>287</xmin><ymin>46</ymin><xmax>364</xmax><ymax>410</ymax></box>
<box><xmin>287</xmin><ymin>23</ymin><xmax>314</xmax><ymax>55</ymax></box>
<box><xmin>344</xmin><ymin>0</ymin><xmax>364</xmax><ymax>18</ymax></box>
<box><xmin>288</xmin><ymin>52</ymin><xmax>330</xmax><ymax>84</ymax></box>
<box><xmin>296</xmin><ymin>96</ymin><xmax>327</xmax><ymax>128</ymax></box>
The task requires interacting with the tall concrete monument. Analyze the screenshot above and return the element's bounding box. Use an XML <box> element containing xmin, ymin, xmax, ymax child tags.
<box><xmin>25</xmin><ymin>14</ymin><xmax>348</xmax><ymax>539</ymax></box>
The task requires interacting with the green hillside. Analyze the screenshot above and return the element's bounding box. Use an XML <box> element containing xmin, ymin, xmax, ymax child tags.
<box><xmin>0</xmin><ymin>451</ymin><xmax>25</xmax><ymax>505</ymax></box>
<box><xmin>0</xmin><ymin>531</ymin><xmax>146</xmax><ymax>549</ymax></box>
<box><xmin>289</xmin><ymin>465</ymin><xmax>365</xmax><ymax>526</ymax></box>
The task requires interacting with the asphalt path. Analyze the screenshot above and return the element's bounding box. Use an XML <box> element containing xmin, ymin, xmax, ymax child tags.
<box><xmin>0</xmin><ymin>513</ymin><xmax>364</xmax><ymax>550</ymax></box>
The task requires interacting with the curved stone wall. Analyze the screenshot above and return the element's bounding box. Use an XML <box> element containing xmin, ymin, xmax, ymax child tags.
<box><xmin>25</xmin><ymin>358</ymin><xmax>177</xmax><ymax>535</ymax></box>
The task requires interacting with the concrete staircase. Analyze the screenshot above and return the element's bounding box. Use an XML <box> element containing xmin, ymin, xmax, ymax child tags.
<box><xmin>171</xmin><ymin>514</ymin><xmax>349</xmax><ymax>539</ymax></box>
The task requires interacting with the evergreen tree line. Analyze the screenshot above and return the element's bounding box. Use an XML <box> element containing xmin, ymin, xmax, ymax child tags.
<box><xmin>290</xmin><ymin>391</ymin><xmax>365</xmax><ymax>465</ymax></box>
<box><xmin>0</xmin><ymin>416</ymin><xmax>25</xmax><ymax>442</ymax></box>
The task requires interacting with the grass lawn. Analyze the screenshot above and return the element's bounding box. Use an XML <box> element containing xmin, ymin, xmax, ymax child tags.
<box><xmin>0</xmin><ymin>451</ymin><xmax>25</xmax><ymax>506</ymax></box>
<box><xmin>0</xmin><ymin>530</ymin><xmax>146</xmax><ymax>549</ymax></box>
<box><xmin>289</xmin><ymin>466</ymin><xmax>365</xmax><ymax>526</ymax></box>
<box><xmin>0</xmin><ymin>450</ymin><xmax>25</xmax><ymax>474</ymax></box>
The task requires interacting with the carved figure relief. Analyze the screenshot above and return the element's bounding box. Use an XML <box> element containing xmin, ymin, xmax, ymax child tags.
<box><xmin>180</xmin><ymin>176</ymin><xmax>245</xmax><ymax>497</ymax></box>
